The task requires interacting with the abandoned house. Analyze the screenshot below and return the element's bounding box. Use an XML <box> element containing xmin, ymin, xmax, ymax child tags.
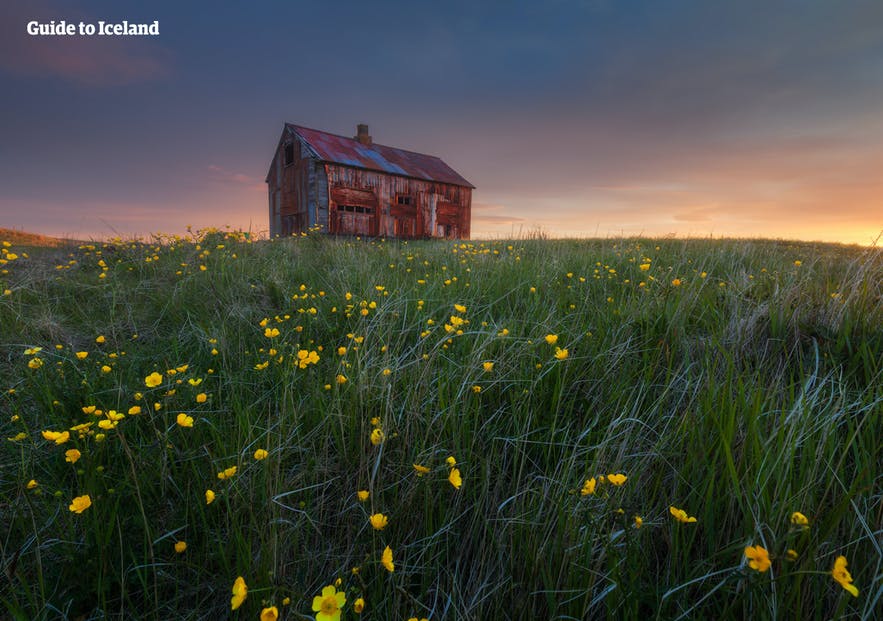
<box><xmin>266</xmin><ymin>123</ymin><xmax>474</xmax><ymax>239</ymax></box>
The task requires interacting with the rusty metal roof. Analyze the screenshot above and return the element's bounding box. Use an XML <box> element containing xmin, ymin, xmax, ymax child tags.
<box><xmin>286</xmin><ymin>123</ymin><xmax>474</xmax><ymax>188</ymax></box>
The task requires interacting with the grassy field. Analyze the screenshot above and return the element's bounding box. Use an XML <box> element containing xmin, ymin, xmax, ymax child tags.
<box><xmin>1</xmin><ymin>230</ymin><xmax>880</xmax><ymax>620</ymax></box>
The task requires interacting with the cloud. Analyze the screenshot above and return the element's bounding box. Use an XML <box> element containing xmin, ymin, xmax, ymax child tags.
<box><xmin>0</xmin><ymin>1</ymin><xmax>169</xmax><ymax>85</ymax></box>
<box><xmin>471</xmin><ymin>202</ymin><xmax>527</xmax><ymax>226</ymax></box>
<box><xmin>207</xmin><ymin>165</ymin><xmax>265</xmax><ymax>193</ymax></box>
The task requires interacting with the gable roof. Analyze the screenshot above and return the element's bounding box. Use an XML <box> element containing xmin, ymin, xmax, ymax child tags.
<box><xmin>283</xmin><ymin>123</ymin><xmax>474</xmax><ymax>188</ymax></box>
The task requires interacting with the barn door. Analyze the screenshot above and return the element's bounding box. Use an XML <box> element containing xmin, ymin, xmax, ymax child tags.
<box><xmin>330</xmin><ymin>187</ymin><xmax>378</xmax><ymax>236</ymax></box>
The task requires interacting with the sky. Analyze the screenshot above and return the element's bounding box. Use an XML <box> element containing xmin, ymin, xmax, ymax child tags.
<box><xmin>1</xmin><ymin>0</ymin><xmax>882</xmax><ymax>245</ymax></box>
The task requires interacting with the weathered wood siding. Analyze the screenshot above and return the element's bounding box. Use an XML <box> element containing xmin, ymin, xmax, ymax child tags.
<box><xmin>324</xmin><ymin>164</ymin><xmax>471</xmax><ymax>239</ymax></box>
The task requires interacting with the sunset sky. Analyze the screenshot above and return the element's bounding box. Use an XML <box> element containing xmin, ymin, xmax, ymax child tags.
<box><xmin>1</xmin><ymin>1</ymin><xmax>882</xmax><ymax>245</ymax></box>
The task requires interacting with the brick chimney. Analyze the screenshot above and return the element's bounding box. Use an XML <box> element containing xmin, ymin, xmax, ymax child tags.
<box><xmin>355</xmin><ymin>124</ymin><xmax>372</xmax><ymax>145</ymax></box>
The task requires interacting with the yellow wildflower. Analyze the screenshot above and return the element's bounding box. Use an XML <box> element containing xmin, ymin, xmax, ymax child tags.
<box><xmin>831</xmin><ymin>556</ymin><xmax>859</xmax><ymax>597</ymax></box>
<box><xmin>65</xmin><ymin>449</ymin><xmax>82</xmax><ymax>463</ymax></box>
<box><xmin>253</xmin><ymin>448</ymin><xmax>268</xmax><ymax>460</ymax></box>
<box><xmin>176</xmin><ymin>413</ymin><xmax>194</xmax><ymax>428</ymax></box>
<box><xmin>554</xmin><ymin>347</ymin><xmax>569</xmax><ymax>360</ymax></box>
<box><xmin>744</xmin><ymin>545</ymin><xmax>771</xmax><ymax>572</ymax></box>
<box><xmin>634</xmin><ymin>515</ymin><xmax>643</xmax><ymax>528</ymax></box>
<box><xmin>446</xmin><ymin>456</ymin><xmax>457</xmax><ymax>467</ymax></box>
<box><xmin>174</xmin><ymin>541</ymin><xmax>187</xmax><ymax>553</ymax></box>
<box><xmin>27</xmin><ymin>479</ymin><xmax>38</xmax><ymax>489</ymax></box>
<box><xmin>205</xmin><ymin>489</ymin><xmax>216</xmax><ymax>505</ymax></box>
<box><xmin>454</xmin><ymin>304</ymin><xmax>467</xmax><ymax>313</ymax></box>
<box><xmin>607</xmin><ymin>473</ymin><xmax>627</xmax><ymax>486</ymax></box>
<box><xmin>42</xmin><ymin>430</ymin><xmax>70</xmax><ymax>445</ymax></box>
<box><xmin>669</xmin><ymin>506</ymin><xmax>697</xmax><ymax>523</ymax></box>
<box><xmin>312</xmin><ymin>584</ymin><xmax>346</xmax><ymax>621</ymax></box>
<box><xmin>790</xmin><ymin>511</ymin><xmax>809</xmax><ymax>527</ymax></box>
<box><xmin>336</xmin><ymin>374</ymin><xmax>347</xmax><ymax>384</ymax></box>
<box><xmin>381</xmin><ymin>545</ymin><xmax>395</xmax><ymax>572</ymax></box>
<box><xmin>413</xmin><ymin>463</ymin><xmax>430</xmax><ymax>476</ymax></box>
<box><xmin>217</xmin><ymin>466</ymin><xmax>237</xmax><ymax>480</ymax></box>
<box><xmin>369</xmin><ymin>513</ymin><xmax>389</xmax><ymax>530</ymax></box>
<box><xmin>671</xmin><ymin>278</ymin><xmax>682</xmax><ymax>286</ymax></box>
<box><xmin>448</xmin><ymin>468</ymin><xmax>462</xmax><ymax>489</ymax></box>
<box><xmin>128</xmin><ymin>405</ymin><xmax>141</xmax><ymax>415</ymax></box>
<box><xmin>28</xmin><ymin>358</ymin><xmax>43</xmax><ymax>369</ymax></box>
<box><xmin>95</xmin><ymin>335</ymin><xmax>105</xmax><ymax>344</ymax></box>
<box><xmin>544</xmin><ymin>334</ymin><xmax>558</xmax><ymax>345</ymax></box>
<box><xmin>145</xmin><ymin>372</ymin><xmax>163</xmax><ymax>387</ymax></box>
<box><xmin>231</xmin><ymin>576</ymin><xmax>247</xmax><ymax>610</ymax></box>
<box><xmin>260</xmin><ymin>606</ymin><xmax>278</xmax><ymax>621</ymax></box>
<box><xmin>195</xmin><ymin>393</ymin><xmax>207</xmax><ymax>403</ymax></box>
<box><xmin>75</xmin><ymin>351</ymin><xmax>89</xmax><ymax>360</ymax></box>
<box><xmin>353</xmin><ymin>597</ymin><xmax>365</xmax><ymax>613</ymax></box>
<box><xmin>370</xmin><ymin>428</ymin><xmax>384</xmax><ymax>445</ymax></box>
<box><xmin>357</xmin><ymin>490</ymin><xmax>369</xmax><ymax>502</ymax></box>
<box><xmin>264</xmin><ymin>327</ymin><xmax>280</xmax><ymax>338</ymax></box>
<box><xmin>581</xmin><ymin>478</ymin><xmax>597</xmax><ymax>495</ymax></box>
<box><xmin>69</xmin><ymin>494</ymin><xmax>92</xmax><ymax>514</ymax></box>
<box><xmin>482</xmin><ymin>361</ymin><xmax>494</xmax><ymax>373</ymax></box>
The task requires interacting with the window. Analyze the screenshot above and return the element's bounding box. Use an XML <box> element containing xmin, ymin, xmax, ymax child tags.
<box><xmin>339</xmin><ymin>205</ymin><xmax>374</xmax><ymax>214</ymax></box>
<box><xmin>396</xmin><ymin>195</ymin><xmax>413</xmax><ymax>206</ymax></box>
<box><xmin>284</xmin><ymin>142</ymin><xmax>294</xmax><ymax>166</ymax></box>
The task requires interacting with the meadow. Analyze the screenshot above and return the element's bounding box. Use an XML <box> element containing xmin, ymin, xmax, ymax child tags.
<box><xmin>1</xmin><ymin>230</ymin><xmax>880</xmax><ymax>620</ymax></box>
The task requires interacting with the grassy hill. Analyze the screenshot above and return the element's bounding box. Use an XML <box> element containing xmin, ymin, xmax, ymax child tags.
<box><xmin>1</xmin><ymin>230</ymin><xmax>880</xmax><ymax>620</ymax></box>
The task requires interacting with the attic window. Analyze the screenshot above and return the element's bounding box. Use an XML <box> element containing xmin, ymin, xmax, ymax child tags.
<box><xmin>284</xmin><ymin>142</ymin><xmax>294</xmax><ymax>166</ymax></box>
<box><xmin>396</xmin><ymin>195</ymin><xmax>413</xmax><ymax>206</ymax></box>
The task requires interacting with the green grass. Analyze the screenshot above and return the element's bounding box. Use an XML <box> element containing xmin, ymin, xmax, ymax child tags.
<box><xmin>1</xmin><ymin>231</ymin><xmax>880</xmax><ymax>620</ymax></box>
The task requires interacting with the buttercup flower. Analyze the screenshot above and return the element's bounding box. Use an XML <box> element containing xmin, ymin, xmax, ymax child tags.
<box><xmin>580</xmin><ymin>477</ymin><xmax>597</xmax><ymax>496</ymax></box>
<box><xmin>217</xmin><ymin>466</ymin><xmax>237</xmax><ymax>480</ymax></box>
<box><xmin>231</xmin><ymin>576</ymin><xmax>247</xmax><ymax>610</ymax></box>
<box><xmin>831</xmin><ymin>556</ymin><xmax>859</xmax><ymax>597</ymax></box>
<box><xmin>312</xmin><ymin>584</ymin><xmax>346</xmax><ymax>621</ymax></box>
<box><xmin>357</xmin><ymin>490</ymin><xmax>369</xmax><ymax>502</ymax></box>
<box><xmin>554</xmin><ymin>347</ymin><xmax>569</xmax><ymax>360</ymax></box>
<box><xmin>145</xmin><ymin>372</ymin><xmax>163</xmax><ymax>388</ymax></box>
<box><xmin>175</xmin><ymin>541</ymin><xmax>187</xmax><ymax>553</ymax></box>
<box><xmin>353</xmin><ymin>597</ymin><xmax>365</xmax><ymax>613</ymax></box>
<box><xmin>254</xmin><ymin>448</ymin><xmax>268</xmax><ymax>460</ymax></box>
<box><xmin>195</xmin><ymin>393</ymin><xmax>207</xmax><ymax>403</ymax></box>
<box><xmin>260</xmin><ymin>606</ymin><xmax>278</xmax><ymax>621</ymax></box>
<box><xmin>42</xmin><ymin>430</ymin><xmax>70</xmax><ymax>445</ymax></box>
<box><xmin>370</xmin><ymin>428</ymin><xmax>384</xmax><ymax>446</ymax></box>
<box><xmin>545</xmin><ymin>334</ymin><xmax>558</xmax><ymax>345</ymax></box>
<box><xmin>75</xmin><ymin>351</ymin><xmax>88</xmax><ymax>360</ymax></box>
<box><xmin>176</xmin><ymin>413</ymin><xmax>194</xmax><ymax>428</ymax></box>
<box><xmin>744</xmin><ymin>545</ymin><xmax>771</xmax><ymax>572</ymax></box>
<box><xmin>65</xmin><ymin>449</ymin><xmax>82</xmax><ymax>463</ymax></box>
<box><xmin>669</xmin><ymin>506</ymin><xmax>697</xmax><ymax>523</ymax></box>
<box><xmin>205</xmin><ymin>489</ymin><xmax>216</xmax><ymax>505</ymax></box>
<box><xmin>413</xmin><ymin>463</ymin><xmax>430</xmax><ymax>476</ymax></box>
<box><xmin>369</xmin><ymin>513</ymin><xmax>388</xmax><ymax>530</ymax></box>
<box><xmin>448</xmin><ymin>468</ymin><xmax>462</xmax><ymax>489</ymax></box>
<box><xmin>381</xmin><ymin>545</ymin><xmax>395</xmax><ymax>572</ymax></box>
<box><xmin>69</xmin><ymin>494</ymin><xmax>92</xmax><ymax>514</ymax></box>
<box><xmin>790</xmin><ymin>511</ymin><xmax>809</xmax><ymax>527</ymax></box>
<box><xmin>264</xmin><ymin>327</ymin><xmax>280</xmax><ymax>338</ymax></box>
<box><xmin>607</xmin><ymin>473</ymin><xmax>627</xmax><ymax>486</ymax></box>
<box><xmin>634</xmin><ymin>515</ymin><xmax>643</xmax><ymax>528</ymax></box>
<box><xmin>482</xmin><ymin>361</ymin><xmax>494</xmax><ymax>372</ymax></box>
<box><xmin>27</xmin><ymin>479</ymin><xmax>38</xmax><ymax>489</ymax></box>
